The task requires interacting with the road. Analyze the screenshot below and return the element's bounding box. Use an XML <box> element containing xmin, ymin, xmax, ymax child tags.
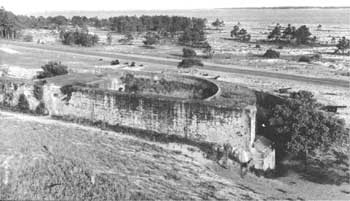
<box><xmin>2</xmin><ymin>40</ymin><xmax>349</xmax><ymax>88</ymax></box>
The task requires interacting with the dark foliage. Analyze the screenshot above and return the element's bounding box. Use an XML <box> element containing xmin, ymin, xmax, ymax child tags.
<box><xmin>231</xmin><ymin>26</ymin><xmax>251</xmax><ymax>42</ymax></box>
<box><xmin>17</xmin><ymin>94</ymin><xmax>29</xmax><ymax>112</ymax></box>
<box><xmin>182</xmin><ymin>48</ymin><xmax>197</xmax><ymax>57</ymax></box>
<box><xmin>110</xmin><ymin>59</ymin><xmax>120</xmax><ymax>65</ymax></box>
<box><xmin>263</xmin><ymin>49</ymin><xmax>280</xmax><ymax>58</ymax></box>
<box><xmin>60</xmin><ymin>30</ymin><xmax>99</xmax><ymax>47</ymax></box>
<box><xmin>37</xmin><ymin>61</ymin><xmax>68</xmax><ymax>79</ymax></box>
<box><xmin>262</xmin><ymin>91</ymin><xmax>348</xmax><ymax>168</ymax></box>
<box><xmin>267</xmin><ymin>24</ymin><xmax>313</xmax><ymax>45</ymax></box>
<box><xmin>211</xmin><ymin>18</ymin><xmax>224</xmax><ymax>28</ymax></box>
<box><xmin>178</xmin><ymin>27</ymin><xmax>206</xmax><ymax>46</ymax></box>
<box><xmin>143</xmin><ymin>32</ymin><xmax>160</xmax><ymax>46</ymax></box>
<box><xmin>335</xmin><ymin>37</ymin><xmax>350</xmax><ymax>54</ymax></box>
<box><xmin>178</xmin><ymin>58</ymin><xmax>204</xmax><ymax>68</ymax></box>
<box><xmin>298</xmin><ymin>55</ymin><xmax>311</xmax><ymax>63</ymax></box>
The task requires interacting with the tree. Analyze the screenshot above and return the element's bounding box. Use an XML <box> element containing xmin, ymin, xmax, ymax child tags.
<box><xmin>60</xmin><ymin>30</ymin><xmax>99</xmax><ymax>47</ymax></box>
<box><xmin>294</xmin><ymin>25</ymin><xmax>312</xmax><ymax>44</ymax></box>
<box><xmin>268</xmin><ymin>91</ymin><xmax>348</xmax><ymax>169</ymax></box>
<box><xmin>335</xmin><ymin>37</ymin><xmax>350</xmax><ymax>55</ymax></box>
<box><xmin>268</xmin><ymin>24</ymin><xmax>282</xmax><ymax>41</ymax></box>
<box><xmin>211</xmin><ymin>18</ymin><xmax>224</xmax><ymax>29</ymax></box>
<box><xmin>106</xmin><ymin>32</ymin><xmax>112</xmax><ymax>45</ymax></box>
<box><xmin>50</xmin><ymin>15</ymin><xmax>68</xmax><ymax>27</ymax></box>
<box><xmin>143</xmin><ymin>32</ymin><xmax>159</xmax><ymax>47</ymax></box>
<box><xmin>178</xmin><ymin>27</ymin><xmax>206</xmax><ymax>46</ymax></box>
<box><xmin>230</xmin><ymin>26</ymin><xmax>250</xmax><ymax>42</ymax></box>
<box><xmin>37</xmin><ymin>61</ymin><xmax>68</xmax><ymax>79</ymax></box>
<box><xmin>182</xmin><ymin>48</ymin><xmax>196</xmax><ymax>57</ymax></box>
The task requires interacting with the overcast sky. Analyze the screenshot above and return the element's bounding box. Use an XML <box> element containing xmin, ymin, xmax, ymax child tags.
<box><xmin>2</xmin><ymin>0</ymin><xmax>350</xmax><ymax>14</ymax></box>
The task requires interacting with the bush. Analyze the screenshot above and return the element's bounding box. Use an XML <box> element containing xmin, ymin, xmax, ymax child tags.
<box><xmin>263</xmin><ymin>49</ymin><xmax>280</xmax><ymax>58</ymax></box>
<box><xmin>60</xmin><ymin>30</ymin><xmax>99</xmax><ymax>47</ymax></box>
<box><xmin>37</xmin><ymin>61</ymin><xmax>68</xmax><ymax>79</ymax></box>
<box><xmin>177</xmin><ymin>58</ymin><xmax>204</xmax><ymax>68</ymax></box>
<box><xmin>17</xmin><ymin>94</ymin><xmax>29</xmax><ymax>112</ymax></box>
<box><xmin>23</xmin><ymin>34</ymin><xmax>33</xmax><ymax>42</ymax></box>
<box><xmin>110</xmin><ymin>59</ymin><xmax>120</xmax><ymax>65</ymax></box>
<box><xmin>143</xmin><ymin>32</ymin><xmax>159</xmax><ymax>47</ymax></box>
<box><xmin>267</xmin><ymin>91</ymin><xmax>348</xmax><ymax>168</ymax></box>
<box><xmin>130</xmin><ymin>62</ymin><xmax>136</xmax><ymax>67</ymax></box>
<box><xmin>298</xmin><ymin>55</ymin><xmax>311</xmax><ymax>63</ymax></box>
<box><xmin>182</xmin><ymin>48</ymin><xmax>197</xmax><ymax>58</ymax></box>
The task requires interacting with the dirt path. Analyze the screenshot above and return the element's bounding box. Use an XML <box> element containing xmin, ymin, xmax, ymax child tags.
<box><xmin>2</xmin><ymin>40</ymin><xmax>349</xmax><ymax>88</ymax></box>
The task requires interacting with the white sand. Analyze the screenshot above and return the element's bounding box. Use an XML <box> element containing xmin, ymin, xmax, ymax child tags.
<box><xmin>0</xmin><ymin>47</ymin><xmax>20</xmax><ymax>54</ymax></box>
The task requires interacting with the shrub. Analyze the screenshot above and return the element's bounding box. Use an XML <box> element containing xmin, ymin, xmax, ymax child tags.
<box><xmin>37</xmin><ymin>61</ymin><xmax>68</xmax><ymax>79</ymax></box>
<box><xmin>177</xmin><ymin>58</ymin><xmax>204</xmax><ymax>68</ymax></box>
<box><xmin>255</xmin><ymin>44</ymin><xmax>261</xmax><ymax>48</ymax></box>
<box><xmin>130</xmin><ymin>62</ymin><xmax>136</xmax><ymax>67</ymax></box>
<box><xmin>110</xmin><ymin>59</ymin><xmax>120</xmax><ymax>65</ymax></box>
<box><xmin>17</xmin><ymin>94</ymin><xmax>29</xmax><ymax>112</ymax></box>
<box><xmin>60</xmin><ymin>30</ymin><xmax>99</xmax><ymax>47</ymax></box>
<box><xmin>23</xmin><ymin>34</ymin><xmax>33</xmax><ymax>42</ymax></box>
<box><xmin>298</xmin><ymin>55</ymin><xmax>311</xmax><ymax>63</ymax></box>
<box><xmin>267</xmin><ymin>91</ymin><xmax>348</xmax><ymax>168</ymax></box>
<box><xmin>143</xmin><ymin>32</ymin><xmax>159</xmax><ymax>47</ymax></box>
<box><xmin>335</xmin><ymin>36</ymin><xmax>350</xmax><ymax>54</ymax></box>
<box><xmin>182</xmin><ymin>48</ymin><xmax>197</xmax><ymax>58</ymax></box>
<box><xmin>263</xmin><ymin>49</ymin><xmax>280</xmax><ymax>58</ymax></box>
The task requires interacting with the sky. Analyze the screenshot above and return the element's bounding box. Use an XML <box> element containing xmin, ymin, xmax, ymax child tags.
<box><xmin>1</xmin><ymin>0</ymin><xmax>350</xmax><ymax>14</ymax></box>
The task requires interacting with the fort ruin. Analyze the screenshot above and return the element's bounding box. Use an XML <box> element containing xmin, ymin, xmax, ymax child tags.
<box><xmin>0</xmin><ymin>70</ymin><xmax>275</xmax><ymax>171</ymax></box>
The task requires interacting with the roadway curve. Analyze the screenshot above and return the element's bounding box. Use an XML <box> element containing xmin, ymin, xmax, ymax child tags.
<box><xmin>2</xmin><ymin>40</ymin><xmax>349</xmax><ymax>88</ymax></box>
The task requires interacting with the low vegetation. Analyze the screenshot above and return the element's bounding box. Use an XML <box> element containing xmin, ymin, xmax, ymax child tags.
<box><xmin>263</xmin><ymin>49</ymin><xmax>280</xmax><ymax>58</ymax></box>
<box><xmin>36</xmin><ymin>61</ymin><xmax>68</xmax><ymax>79</ymax></box>
<box><xmin>178</xmin><ymin>58</ymin><xmax>204</xmax><ymax>68</ymax></box>
<box><xmin>0</xmin><ymin>155</ymin><xmax>131</xmax><ymax>200</ymax></box>
<box><xmin>182</xmin><ymin>48</ymin><xmax>197</xmax><ymax>57</ymax></box>
<box><xmin>211</xmin><ymin>18</ymin><xmax>224</xmax><ymax>29</ymax></box>
<box><xmin>230</xmin><ymin>25</ymin><xmax>251</xmax><ymax>42</ymax></box>
<box><xmin>60</xmin><ymin>30</ymin><xmax>99</xmax><ymax>47</ymax></box>
<box><xmin>142</xmin><ymin>32</ymin><xmax>160</xmax><ymax>47</ymax></box>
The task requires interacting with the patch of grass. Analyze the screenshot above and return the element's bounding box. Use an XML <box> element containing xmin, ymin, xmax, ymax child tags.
<box><xmin>0</xmin><ymin>155</ymin><xmax>132</xmax><ymax>200</ymax></box>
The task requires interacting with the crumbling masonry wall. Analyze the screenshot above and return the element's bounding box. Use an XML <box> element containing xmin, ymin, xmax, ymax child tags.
<box><xmin>0</xmin><ymin>78</ymin><xmax>40</xmax><ymax>111</ymax></box>
<box><xmin>43</xmin><ymin>85</ymin><xmax>255</xmax><ymax>149</ymax></box>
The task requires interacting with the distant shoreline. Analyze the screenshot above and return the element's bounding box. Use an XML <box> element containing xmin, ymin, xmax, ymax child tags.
<box><xmin>217</xmin><ymin>6</ymin><xmax>350</xmax><ymax>9</ymax></box>
<box><xmin>27</xmin><ymin>6</ymin><xmax>350</xmax><ymax>17</ymax></box>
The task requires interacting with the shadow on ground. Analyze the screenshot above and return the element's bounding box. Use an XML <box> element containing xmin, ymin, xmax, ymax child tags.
<box><xmin>273</xmin><ymin>149</ymin><xmax>349</xmax><ymax>185</ymax></box>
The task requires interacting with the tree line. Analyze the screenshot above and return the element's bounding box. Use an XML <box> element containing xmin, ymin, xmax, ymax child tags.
<box><xmin>0</xmin><ymin>7</ymin><xmax>206</xmax><ymax>34</ymax></box>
